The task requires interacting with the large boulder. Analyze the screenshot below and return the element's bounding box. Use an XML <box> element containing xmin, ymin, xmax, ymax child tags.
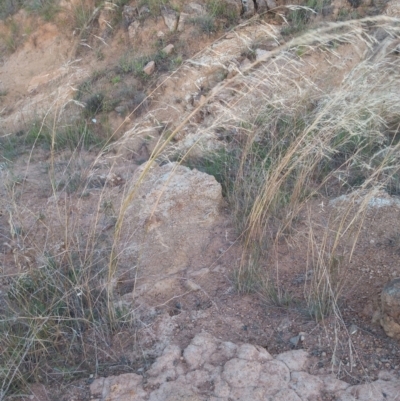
<box><xmin>380</xmin><ymin>278</ymin><xmax>400</xmax><ymax>339</ymax></box>
<box><xmin>118</xmin><ymin>162</ymin><xmax>222</xmax><ymax>304</ymax></box>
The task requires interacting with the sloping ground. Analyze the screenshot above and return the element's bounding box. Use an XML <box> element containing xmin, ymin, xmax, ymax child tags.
<box><xmin>2</xmin><ymin>0</ymin><xmax>400</xmax><ymax>400</ymax></box>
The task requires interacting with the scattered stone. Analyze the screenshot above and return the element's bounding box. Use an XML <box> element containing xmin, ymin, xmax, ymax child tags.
<box><xmin>330</xmin><ymin>191</ymin><xmax>400</xmax><ymax>209</ymax></box>
<box><xmin>122</xmin><ymin>5</ymin><xmax>137</xmax><ymax>28</ymax></box>
<box><xmin>322</xmin><ymin>5</ymin><xmax>334</xmax><ymax>16</ymax></box>
<box><xmin>289</xmin><ymin>332</ymin><xmax>306</xmax><ymax>347</ymax></box>
<box><xmin>321</xmin><ymin>375</ymin><xmax>351</xmax><ymax>392</ymax></box>
<box><xmin>90</xmin><ymin>373</ymin><xmax>147</xmax><ymax>401</ymax></box>
<box><xmin>143</xmin><ymin>61</ymin><xmax>155</xmax><ymax>75</ymax></box>
<box><xmin>138</xmin><ymin>5</ymin><xmax>150</xmax><ymax>16</ymax></box>
<box><xmin>349</xmin><ymin>323</ymin><xmax>358</xmax><ymax>335</ymax></box>
<box><xmin>157</xmin><ymin>31</ymin><xmax>165</xmax><ymax>38</ymax></box>
<box><xmin>226</xmin><ymin>63</ymin><xmax>238</xmax><ymax>79</ymax></box>
<box><xmin>184</xmin><ymin>280</ymin><xmax>201</xmax><ymax>292</ymax></box>
<box><xmin>240</xmin><ymin>58</ymin><xmax>252</xmax><ymax>71</ymax></box>
<box><xmin>266</xmin><ymin>0</ymin><xmax>277</xmax><ymax>9</ymax></box>
<box><xmin>219</xmin><ymin>0</ymin><xmax>242</xmax><ymax>17</ymax></box>
<box><xmin>277</xmin><ymin>317</ymin><xmax>292</xmax><ymax>332</ymax></box>
<box><xmin>193</xmin><ymin>94</ymin><xmax>206</xmax><ymax>107</ymax></box>
<box><xmin>241</xmin><ymin>0</ymin><xmax>258</xmax><ymax>14</ymax></box>
<box><xmin>177</xmin><ymin>12</ymin><xmax>189</xmax><ymax>32</ymax></box>
<box><xmin>290</xmin><ymin>371</ymin><xmax>324</xmax><ymax>400</ymax></box>
<box><xmin>162</xmin><ymin>44</ymin><xmax>174</xmax><ymax>55</ymax></box>
<box><xmin>128</xmin><ymin>20</ymin><xmax>140</xmax><ymax>40</ymax></box>
<box><xmin>380</xmin><ymin>278</ymin><xmax>400</xmax><ymax>339</ymax></box>
<box><xmin>290</xmin><ymin>335</ymin><xmax>301</xmax><ymax>347</ymax></box>
<box><xmin>90</xmin><ymin>332</ymin><xmax>398</xmax><ymax>401</ymax></box>
<box><xmin>161</xmin><ymin>8</ymin><xmax>179</xmax><ymax>32</ymax></box>
<box><xmin>115</xmin><ymin>105</ymin><xmax>127</xmax><ymax>114</ymax></box>
<box><xmin>336</xmin><ymin>382</ymin><xmax>385</xmax><ymax>401</ymax></box>
<box><xmin>255</xmin><ymin>48</ymin><xmax>270</xmax><ymax>61</ymax></box>
<box><xmin>185</xmin><ymin>2</ymin><xmax>206</xmax><ymax>14</ymax></box>
<box><xmin>107</xmin><ymin>173</ymin><xmax>124</xmax><ymax>187</ymax></box>
<box><xmin>375</xmin><ymin>27</ymin><xmax>389</xmax><ymax>41</ymax></box>
<box><xmin>276</xmin><ymin>350</ymin><xmax>309</xmax><ymax>371</ymax></box>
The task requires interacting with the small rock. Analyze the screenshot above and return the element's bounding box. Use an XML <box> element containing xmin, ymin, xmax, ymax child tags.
<box><xmin>255</xmin><ymin>49</ymin><xmax>270</xmax><ymax>61</ymax></box>
<box><xmin>276</xmin><ymin>350</ymin><xmax>309</xmax><ymax>371</ymax></box>
<box><xmin>240</xmin><ymin>58</ymin><xmax>252</xmax><ymax>71</ymax></box>
<box><xmin>290</xmin><ymin>371</ymin><xmax>323</xmax><ymax>399</ymax></box>
<box><xmin>321</xmin><ymin>375</ymin><xmax>350</xmax><ymax>392</ymax></box>
<box><xmin>177</xmin><ymin>12</ymin><xmax>189</xmax><ymax>32</ymax></box>
<box><xmin>375</xmin><ymin>27</ymin><xmax>389</xmax><ymax>41</ymax></box>
<box><xmin>186</xmin><ymin>2</ymin><xmax>206</xmax><ymax>14</ymax></box>
<box><xmin>227</xmin><ymin>63</ymin><xmax>238</xmax><ymax>79</ymax></box>
<box><xmin>321</xmin><ymin>5</ymin><xmax>334</xmax><ymax>16</ymax></box>
<box><xmin>115</xmin><ymin>105</ymin><xmax>127</xmax><ymax>114</ymax></box>
<box><xmin>278</xmin><ymin>317</ymin><xmax>292</xmax><ymax>332</ymax></box>
<box><xmin>161</xmin><ymin>8</ymin><xmax>179</xmax><ymax>32</ymax></box>
<box><xmin>122</xmin><ymin>5</ymin><xmax>137</xmax><ymax>27</ymax></box>
<box><xmin>290</xmin><ymin>335</ymin><xmax>300</xmax><ymax>347</ymax></box>
<box><xmin>138</xmin><ymin>5</ymin><xmax>150</xmax><ymax>16</ymax></box>
<box><xmin>128</xmin><ymin>20</ymin><xmax>140</xmax><ymax>40</ymax></box>
<box><xmin>157</xmin><ymin>31</ymin><xmax>165</xmax><ymax>38</ymax></box>
<box><xmin>143</xmin><ymin>61</ymin><xmax>155</xmax><ymax>75</ymax></box>
<box><xmin>184</xmin><ymin>280</ymin><xmax>201</xmax><ymax>292</ymax></box>
<box><xmin>266</xmin><ymin>0</ymin><xmax>277</xmax><ymax>8</ymax></box>
<box><xmin>162</xmin><ymin>44</ymin><xmax>174</xmax><ymax>55</ymax></box>
<box><xmin>193</xmin><ymin>95</ymin><xmax>206</xmax><ymax>107</ymax></box>
<box><xmin>349</xmin><ymin>323</ymin><xmax>358</xmax><ymax>335</ymax></box>
<box><xmin>107</xmin><ymin>173</ymin><xmax>125</xmax><ymax>187</ymax></box>
<box><xmin>380</xmin><ymin>278</ymin><xmax>400</xmax><ymax>339</ymax></box>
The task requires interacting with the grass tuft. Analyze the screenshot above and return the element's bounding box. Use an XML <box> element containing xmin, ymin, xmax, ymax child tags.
<box><xmin>24</xmin><ymin>0</ymin><xmax>60</xmax><ymax>21</ymax></box>
<box><xmin>1</xmin><ymin>251</ymin><xmax>129</xmax><ymax>396</ymax></box>
<box><xmin>190</xmin><ymin>15</ymin><xmax>217</xmax><ymax>34</ymax></box>
<box><xmin>0</xmin><ymin>0</ymin><xmax>23</xmax><ymax>20</ymax></box>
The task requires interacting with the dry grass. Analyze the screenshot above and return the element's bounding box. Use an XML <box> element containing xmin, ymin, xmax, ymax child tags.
<box><xmin>179</xmin><ymin>16</ymin><xmax>400</xmax><ymax>314</ymax></box>
<box><xmin>1</xmin><ymin>10</ymin><xmax>400</xmax><ymax>398</ymax></box>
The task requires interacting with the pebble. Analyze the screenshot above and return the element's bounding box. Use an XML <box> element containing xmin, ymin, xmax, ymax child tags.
<box><xmin>290</xmin><ymin>335</ymin><xmax>300</xmax><ymax>346</ymax></box>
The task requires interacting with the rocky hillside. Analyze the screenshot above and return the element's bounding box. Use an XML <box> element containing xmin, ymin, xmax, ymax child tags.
<box><xmin>1</xmin><ymin>0</ymin><xmax>400</xmax><ymax>400</ymax></box>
